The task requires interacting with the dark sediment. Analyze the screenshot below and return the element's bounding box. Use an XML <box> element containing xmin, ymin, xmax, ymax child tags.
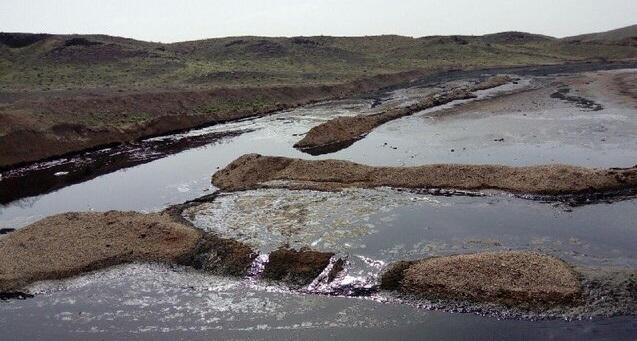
<box><xmin>263</xmin><ymin>247</ymin><xmax>336</xmax><ymax>287</ymax></box>
<box><xmin>550</xmin><ymin>87</ymin><xmax>603</xmax><ymax>111</ymax></box>
<box><xmin>379</xmin><ymin>260</ymin><xmax>416</xmax><ymax>291</ymax></box>
<box><xmin>327</xmin><ymin>258</ymin><xmax>345</xmax><ymax>283</ymax></box>
<box><xmin>212</xmin><ymin>154</ymin><xmax>637</xmax><ymax>196</ymax></box>
<box><xmin>0</xmin><ymin>292</ymin><xmax>34</xmax><ymax>300</ymax></box>
<box><xmin>0</xmin><ymin>129</ymin><xmax>248</xmax><ymax>205</ymax></box>
<box><xmin>191</xmin><ymin>233</ymin><xmax>257</xmax><ymax>276</ymax></box>
<box><xmin>577</xmin><ymin>268</ymin><xmax>637</xmax><ymax>317</ymax></box>
<box><xmin>293</xmin><ymin>76</ymin><xmax>511</xmax><ymax>155</ymax></box>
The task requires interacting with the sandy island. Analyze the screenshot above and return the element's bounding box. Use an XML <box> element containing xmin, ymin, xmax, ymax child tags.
<box><xmin>293</xmin><ymin>75</ymin><xmax>512</xmax><ymax>155</ymax></box>
<box><xmin>212</xmin><ymin>154</ymin><xmax>637</xmax><ymax>195</ymax></box>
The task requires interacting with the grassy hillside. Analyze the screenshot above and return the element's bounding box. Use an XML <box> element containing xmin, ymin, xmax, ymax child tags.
<box><xmin>564</xmin><ymin>24</ymin><xmax>637</xmax><ymax>42</ymax></box>
<box><xmin>1</xmin><ymin>29</ymin><xmax>637</xmax><ymax>92</ymax></box>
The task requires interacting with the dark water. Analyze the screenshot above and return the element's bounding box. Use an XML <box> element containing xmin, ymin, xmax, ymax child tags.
<box><xmin>3</xmin><ymin>74</ymin><xmax>637</xmax><ymax>228</ymax></box>
<box><xmin>186</xmin><ymin>188</ymin><xmax>637</xmax><ymax>268</ymax></box>
<box><xmin>1</xmin><ymin>68</ymin><xmax>637</xmax><ymax>339</ymax></box>
<box><xmin>2</xmin><ymin>263</ymin><xmax>636</xmax><ymax>341</ymax></box>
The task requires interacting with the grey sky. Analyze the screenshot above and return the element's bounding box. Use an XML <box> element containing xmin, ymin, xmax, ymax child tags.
<box><xmin>1</xmin><ymin>0</ymin><xmax>635</xmax><ymax>42</ymax></box>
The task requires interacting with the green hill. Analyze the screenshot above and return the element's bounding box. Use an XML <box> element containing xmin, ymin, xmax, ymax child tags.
<box><xmin>1</xmin><ymin>27</ymin><xmax>636</xmax><ymax>92</ymax></box>
<box><xmin>564</xmin><ymin>24</ymin><xmax>637</xmax><ymax>42</ymax></box>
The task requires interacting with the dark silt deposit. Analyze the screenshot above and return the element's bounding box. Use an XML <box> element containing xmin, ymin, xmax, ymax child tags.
<box><xmin>550</xmin><ymin>87</ymin><xmax>604</xmax><ymax>111</ymax></box>
<box><xmin>0</xmin><ymin>291</ymin><xmax>34</xmax><ymax>301</ymax></box>
<box><xmin>190</xmin><ymin>232</ymin><xmax>258</xmax><ymax>277</ymax></box>
<box><xmin>262</xmin><ymin>247</ymin><xmax>338</xmax><ymax>287</ymax></box>
<box><xmin>0</xmin><ymin>128</ymin><xmax>249</xmax><ymax>205</ymax></box>
<box><xmin>0</xmin><ymin>228</ymin><xmax>15</xmax><ymax>235</ymax></box>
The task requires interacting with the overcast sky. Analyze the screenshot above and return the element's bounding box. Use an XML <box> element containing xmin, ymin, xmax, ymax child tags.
<box><xmin>2</xmin><ymin>0</ymin><xmax>635</xmax><ymax>42</ymax></box>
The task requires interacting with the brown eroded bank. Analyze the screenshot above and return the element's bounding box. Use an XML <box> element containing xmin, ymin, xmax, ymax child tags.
<box><xmin>0</xmin><ymin>70</ymin><xmax>428</xmax><ymax>169</ymax></box>
<box><xmin>212</xmin><ymin>154</ymin><xmax>637</xmax><ymax>195</ymax></box>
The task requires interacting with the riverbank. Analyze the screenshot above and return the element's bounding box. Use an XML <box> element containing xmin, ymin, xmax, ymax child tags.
<box><xmin>3</xmin><ymin>61</ymin><xmax>637</xmax><ymax>171</ymax></box>
<box><xmin>0</xmin><ymin>70</ymin><xmax>427</xmax><ymax>169</ymax></box>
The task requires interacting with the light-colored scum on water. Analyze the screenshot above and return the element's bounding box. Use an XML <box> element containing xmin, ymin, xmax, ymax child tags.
<box><xmin>183</xmin><ymin>188</ymin><xmax>445</xmax><ymax>252</ymax></box>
